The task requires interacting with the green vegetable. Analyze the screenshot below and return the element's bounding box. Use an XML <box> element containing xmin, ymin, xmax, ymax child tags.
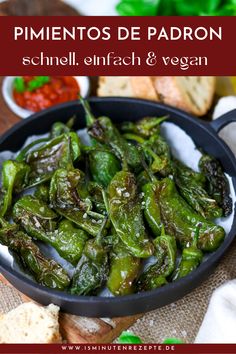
<box><xmin>117</xmin><ymin>0</ymin><xmax>161</xmax><ymax>16</ymax></box>
<box><xmin>0</xmin><ymin>160</ymin><xmax>30</xmax><ymax>216</ymax></box>
<box><xmin>13</xmin><ymin>77</ymin><xmax>26</xmax><ymax>93</ymax></box>
<box><xmin>158</xmin><ymin>178</ymin><xmax>225</xmax><ymax>252</ymax></box>
<box><xmin>34</xmin><ymin>183</ymin><xmax>50</xmax><ymax>203</ymax></box>
<box><xmin>81</xmin><ymin>98</ymin><xmax>141</xmax><ymax>172</ymax></box>
<box><xmin>87</xmin><ymin>182</ymin><xmax>107</xmax><ymax>214</ymax></box>
<box><xmin>137</xmin><ymin>228</ymin><xmax>177</xmax><ymax>291</ymax></box>
<box><xmin>89</xmin><ymin>149</ymin><xmax>121</xmax><ymax>188</ymax></box>
<box><xmin>107</xmin><ymin>240</ymin><xmax>140</xmax><ymax>295</ymax></box>
<box><xmin>13</xmin><ymin>196</ymin><xmax>88</xmax><ymax>266</ymax></box>
<box><xmin>107</xmin><ymin>170</ymin><xmax>154</xmax><ymax>258</ymax></box>
<box><xmin>116</xmin><ymin>0</ymin><xmax>236</xmax><ymax>16</ymax></box>
<box><xmin>123</xmin><ymin>127</ymin><xmax>172</xmax><ymax>177</ymax></box>
<box><xmin>25</xmin><ymin>133</ymin><xmax>81</xmax><ymax>187</ymax></box>
<box><xmin>0</xmin><ymin>217</ymin><xmax>70</xmax><ymax>290</ymax></box>
<box><xmin>121</xmin><ymin>116</ymin><xmax>166</xmax><ymax>138</ymax></box>
<box><xmin>174</xmin><ymin>160</ymin><xmax>223</xmax><ymax>219</ymax></box>
<box><xmin>70</xmin><ymin>218</ymin><xmax>109</xmax><ymax>295</ymax></box>
<box><xmin>28</xmin><ymin>76</ymin><xmax>50</xmax><ymax>91</ymax></box>
<box><xmin>144</xmin><ymin>134</ymin><xmax>172</xmax><ymax>177</ymax></box>
<box><xmin>163</xmin><ymin>338</ymin><xmax>184</xmax><ymax>344</ymax></box>
<box><xmin>13</xmin><ymin>76</ymin><xmax>50</xmax><ymax>93</ymax></box>
<box><xmin>118</xmin><ymin>331</ymin><xmax>143</xmax><ymax>344</ymax></box>
<box><xmin>0</xmin><ymin>99</ymin><xmax>231</xmax><ymax>296</ymax></box>
<box><xmin>199</xmin><ymin>154</ymin><xmax>232</xmax><ymax>217</ymax></box>
<box><xmin>142</xmin><ymin>181</ymin><xmax>162</xmax><ymax>237</ymax></box>
<box><xmin>50</xmin><ymin>116</ymin><xmax>76</xmax><ymax>139</ymax></box>
<box><xmin>49</xmin><ymin>168</ymin><xmax>105</xmax><ymax>237</ymax></box>
<box><xmin>172</xmin><ymin>227</ymin><xmax>203</xmax><ymax>281</ymax></box>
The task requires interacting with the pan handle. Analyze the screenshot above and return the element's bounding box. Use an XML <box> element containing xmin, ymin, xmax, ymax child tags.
<box><xmin>210</xmin><ymin>109</ymin><xmax>236</xmax><ymax>133</ymax></box>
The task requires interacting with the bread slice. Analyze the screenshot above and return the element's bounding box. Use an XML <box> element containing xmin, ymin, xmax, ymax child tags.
<box><xmin>97</xmin><ymin>76</ymin><xmax>215</xmax><ymax>116</ymax></box>
<box><xmin>97</xmin><ymin>76</ymin><xmax>159</xmax><ymax>101</ymax></box>
<box><xmin>0</xmin><ymin>303</ymin><xmax>62</xmax><ymax>343</ymax></box>
<box><xmin>153</xmin><ymin>76</ymin><xmax>216</xmax><ymax>116</ymax></box>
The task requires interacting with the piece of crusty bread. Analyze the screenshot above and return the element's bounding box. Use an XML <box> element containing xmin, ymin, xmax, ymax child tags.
<box><xmin>0</xmin><ymin>303</ymin><xmax>62</xmax><ymax>343</ymax></box>
<box><xmin>97</xmin><ymin>76</ymin><xmax>159</xmax><ymax>101</ymax></box>
<box><xmin>97</xmin><ymin>76</ymin><xmax>215</xmax><ymax>116</ymax></box>
<box><xmin>153</xmin><ymin>76</ymin><xmax>216</xmax><ymax>116</ymax></box>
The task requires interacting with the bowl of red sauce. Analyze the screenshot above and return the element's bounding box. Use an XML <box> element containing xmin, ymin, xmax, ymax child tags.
<box><xmin>2</xmin><ymin>76</ymin><xmax>90</xmax><ymax>118</ymax></box>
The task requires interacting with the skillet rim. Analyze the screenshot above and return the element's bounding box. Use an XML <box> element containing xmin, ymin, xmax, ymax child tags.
<box><xmin>0</xmin><ymin>97</ymin><xmax>235</xmax><ymax>315</ymax></box>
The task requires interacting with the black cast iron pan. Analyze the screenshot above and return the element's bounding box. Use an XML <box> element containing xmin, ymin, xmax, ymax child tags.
<box><xmin>0</xmin><ymin>97</ymin><xmax>236</xmax><ymax>317</ymax></box>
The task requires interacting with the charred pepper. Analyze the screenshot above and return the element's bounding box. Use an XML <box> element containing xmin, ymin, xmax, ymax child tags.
<box><xmin>49</xmin><ymin>168</ymin><xmax>105</xmax><ymax>236</ymax></box>
<box><xmin>137</xmin><ymin>228</ymin><xmax>177</xmax><ymax>291</ymax></box>
<box><xmin>0</xmin><ymin>160</ymin><xmax>30</xmax><ymax>216</ymax></box>
<box><xmin>23</xmin><ymin>133</ymin><xmax>81</xmax><ymax>187</ymax></box>
<box><xmin>50</xmin><ymin>116</ymin><xmax>75</xmax><ymax>138</ymax></box>
<box><xmin>0</xmin><ymin>217</ymin><xmax>70</xmax><ymax>290</ymax></box>
<box><xmin>174</xmin><ymin>160</ymin><xmax>223</xmax><ymax>219</ymax></box>
<box><xmin>121</xmin><ymin>116</ymin><xmax>166</xmax><ymax>138</ymax></box>
<box><xmin>172</xmin><ymin>227</ymin><xmax>203</xmax><ymax>281</ymax></box>
<box><xmin>107</xmin><ymin>240</ymin><xmax>140</xmax><ymax>296</ymax></box>
<box><xmin>70</xmin><ymin>217</ymin><xmax>109</xmax><ymax>295</ymax></box>
<box><xmin>81</xmin><ymin>98</ymin><xmax>141</xmax><ymax>171</ymax></box>
<box><xmin>107</xmin><ymin>170</ymin><xmax>153</xmax><ymax>258</ymax></box>
<box><xmin>34</xmin><ymin>183</ymin><xmax>50</xmax><ymax>203</ymax></box>
<box><xmin>13</xmin><ymin>196</ymin><xmax>88</xmax><ymax>266</ymax></box>
<box><xmin>142</xmin><ymin>181</ymin><xmax>162</xmax><ymax>237</ymax></box>
<box><xmin>158</xmin><ymin>177</ymin><xmax>225</xmax><ymax>252</ymax></box>
<box><xmin>199</xmin><ymin>154</ymin><xmax>232</xmax><ymax>217</ymax></box>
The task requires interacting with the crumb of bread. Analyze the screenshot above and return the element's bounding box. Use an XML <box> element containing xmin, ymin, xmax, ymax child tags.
<box><xmin>98</xmin><ymin>76</ymin><xmax>159</xmax><ymax>101</ymax></box>
<box><xmin>0</xmin><ymin>303</ymin><xmax>62</xmax><ymax>343</ymax></box>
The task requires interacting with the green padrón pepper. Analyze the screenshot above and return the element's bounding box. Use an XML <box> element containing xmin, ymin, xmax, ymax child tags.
<box><xmin>0</xmin><ymin>160</ymin><xmax>30</xmax><ymax>216</ymax></box>
<box><xmin>174</xmin><ymin>160</ymin><xmax>223</xmax><ymax>219</ymax></box>
<box><xmin>173</xmin><ymin>227</ymin><xmax>203</xmax><ymax>281</ymax></box>
<box><xmin>24</xmin><ymin>133</ymin><xmax>81</xmax><ymax>187</ymax></box>
<box><xmin>71</xmin><ymin>218</ymin><xmax>109</xmax><ymax>295</ymax></box>
<box><xmin>158</xmin><ymin>178</ymin><xmax>225</xmax><ymax>252</ymax></box>
<box><xmin>13</xmin><ymin>196</ymin><xmax>88</xmax><ymax>266</ymax></box>
<box><xmin>49</xmin><ymin>168</ymin><xmax>105</xmax><ymax>236</ymax></box>
<box><xmin>0</xmin><ymin>217</ymin><xmax>70</xmax><ymax>290</ymax></box>
<box><xmin>107</xmin><ymin>171</ymin><xmax>153</xmax><ymax>258</ymax></box>
<box><xmin>137</xmin><ymin>230</ymin><xmax>177</xmax><ymax>291</ymax></box>
<box><xmin>107</xmin><ymin>241</ymin><xmax>140</xmax><ymax>295</ymax></box>
<box><xmin>199</xmin><ymin>154</ymin><xmax>232</xmax><ymax>217</ymax></box>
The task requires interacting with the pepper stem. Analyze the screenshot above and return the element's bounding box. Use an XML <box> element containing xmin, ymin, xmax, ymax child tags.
<box><xmin>79</xmin><ymin>96</ymin><xmax>96</xmax><ymax>127</ymax></box>
<box><xmin>138</xmin><ymin>146</ymin><xmax>156</xmax><ymax>183</ymax></box>
<box><xmin>193</xmin><ymin>224</ymin><xmax>201</xmax><ymax>247</ymax></box>
<box><xmin>0</xmin><ymin>216</ymin><xmax>8</xmax><ymax>228</ymax></box>
<box><xmin>122</xmin><ymin>133</ymin><xmax>146</xmax><ymax>144</ymax></box>
<box><xmin>161</xmin><ymin>225</ymin><xmax>166</xmax><ymax>237</ymax></box>
<box><xmin>143</xmin><ymin>116</ymin><xmax>168</xmax><ymax>130</ymax></box>
<box><xmin>95</xmin><ymin>215</ymin><xmax>109</xmax><ymax>246</ymax></box>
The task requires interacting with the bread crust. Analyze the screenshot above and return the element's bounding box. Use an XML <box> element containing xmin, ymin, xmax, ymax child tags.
<box><xmin>154</xmin><ymin>76</ymin><xmax>216</xmax><ymax>116</ymax></box>
<box><xmin>98</xmin><ymin>76</ymin><xmax>158</xmax><ymax>101</ymax></box>
<box><xmin>97</xmin><ymin>76</ymin><xmax>215</xmax><ymax>117</ymax></box>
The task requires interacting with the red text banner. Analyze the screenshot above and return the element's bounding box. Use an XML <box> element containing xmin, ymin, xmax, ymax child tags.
<box><xmin>1</xmin><ymin>343</ymin><xmax>236</xmax><ymax>354</ymax></box>
<box><xmin>0</xmin><ymin>16</ymin><xmax>235</xmax><ymax>75</ymax></box>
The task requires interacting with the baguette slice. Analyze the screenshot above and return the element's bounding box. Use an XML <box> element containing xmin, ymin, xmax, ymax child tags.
<box><xmin>98</xmin><ymin>76</ymin><xmax>159</xmax><ymax>101</ymax></box>
<box><xmin>0</xmin><ymin>303</ymin><xmax>62</xmax><ymax>343</ymax></box>
<box><xmin>153</xmin><ymin>76</ymin><xmax>216</xmax><ymax>116</ymax></box>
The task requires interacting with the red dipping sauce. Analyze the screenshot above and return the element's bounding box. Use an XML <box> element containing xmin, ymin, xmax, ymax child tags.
<box><xmin>13</xmin><ymin>76</ymin><xmax>80</xmax><ymax>112</ymax></box>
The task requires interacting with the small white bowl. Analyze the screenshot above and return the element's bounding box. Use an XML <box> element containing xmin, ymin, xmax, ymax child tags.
<box><xmin>2</xmin><ymin>76</ymin><xmax>90</xmax><ymax>119</ymax></box>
